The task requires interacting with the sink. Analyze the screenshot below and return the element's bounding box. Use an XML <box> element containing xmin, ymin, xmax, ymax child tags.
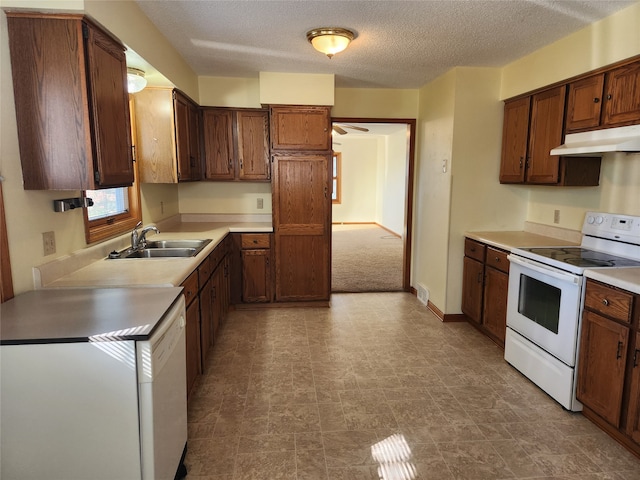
<box><xmin>123</xmin><ymin>248</ymin><xmax>198</xmax><ymax>258</ymax></box>
<box><xmin>108</xmin><ymin>239</ymin><xmax>212</xmax><ymax>259</ymax></box>
<box><xmin>145</xmin><ymin>239</ymin><xmax>210</xmax><ymax>250</ymax></box>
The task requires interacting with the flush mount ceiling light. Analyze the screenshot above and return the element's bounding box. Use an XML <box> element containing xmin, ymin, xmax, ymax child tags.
<box><xmin>306</xmin><ymin>27</ymin><xmax>355</xmax><ymax>59</ymax></box>
<box><xmin>127</xmin><ymin>67</ymin><xmax>147</xmax><ymax>93</ymax></box>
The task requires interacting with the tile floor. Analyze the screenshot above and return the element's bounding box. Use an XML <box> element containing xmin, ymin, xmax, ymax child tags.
<box><xmin>185</xmin><ymin>292</ymin><xmax>640</xmax><ymax>480</ymax></box>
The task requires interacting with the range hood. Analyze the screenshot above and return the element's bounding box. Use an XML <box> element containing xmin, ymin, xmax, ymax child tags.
<box><xmin>550</xmin><ymin>124</ymin><xmax>640</xmax><ymax>156</ymax></box>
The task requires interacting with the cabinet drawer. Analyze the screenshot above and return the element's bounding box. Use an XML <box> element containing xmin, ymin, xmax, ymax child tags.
<box><xmin>485</xmin><ymin>247</ymin><xmax>509</xmax><ymax>273</ymax></box>
<box><xmin>181</xmin><ymin>270</ymin><xmax>199</xmax><ymax>307</ymax></box>
<box><xmin>241</xmin><ymin>234</ymin><xmax>270</xmax><ymax>249</ymax></box>
<box><xmin>585</xmin><ymin>280</ymin><xmax>633</xmax><ymax>324</ymax></box>
<box><xmin>464</xmin><ymin>238</ymin><xmax>486</xmax><ymax>262</ymax></box>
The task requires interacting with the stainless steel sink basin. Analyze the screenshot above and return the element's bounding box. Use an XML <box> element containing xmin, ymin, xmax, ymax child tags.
<box><xmin>108</xmin><ymin>239</ymin><xmax>212</xmax><ymax>259</ymax></box>
<box><xmin>145</xmin><ymin>239</ymin><xmax>210</xmax><ymax>250</ymax></box>
<box><xmin>123</xmin><ymin>248</ymin><xmax>198</xmax><ymax>258</ymax></box>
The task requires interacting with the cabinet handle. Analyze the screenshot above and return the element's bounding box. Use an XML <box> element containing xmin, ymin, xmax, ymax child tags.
<box><xmin>607</xmin><ymin>94</ymin><xmax>612</xmax><ymax>100</ymax></box>
<box><xmin>240</xmin><ymin>158</ymin><xmax>244</xmax><ymax>169</ymax></box>
<box><xmin>324</xmin><ymin>186</ymin><xmax>328</xmax><ymax>198</ymax></box>
<box><xmin>495</xmin><ymin>256</ymin><xmax>500</xmax><ymax>262</ymax></box>
<box><xmin>519</xmin><ymin>156</ymin><xmax>523</xmax><ymax>169</ymax></box>
<box><xmin>616</xmin><ymin>341</ymin><xmax>623</xmax><ymax>359</ymax></box>
<box><xmin>593</xmin><ymin>97</ymin><xmax>600</xmax><ymax>103</ymax></box>
<box><xmin>253</xmin><ymin>239</ymin><xmax>258</xmax><ymax>244</ymax></box>
<box><xmin>469</xmin><ymin>247</ymin><xmax>476</xmax><ymax>252</ymax></box>
<box><xmin>228</xmin><ymin>158</ymin><xmax>233</xmax><ymax>168</ymax></box>
<box><xmin>602</xmin><ymin>298</ymin><xmax>609</xmax><ymax>306</ymax></box>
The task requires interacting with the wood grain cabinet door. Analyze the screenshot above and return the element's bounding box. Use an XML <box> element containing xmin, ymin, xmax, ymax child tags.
<box><xmin>526</xmin><ymin>86</ymin><xmax>566</xmax><ymax>184</ymax></box>
<box><xmin>270</xmin><ymin>106</ymin><xmax>331</xmax><ymax>151</ymax></box>
<box><xmin>185</xmin><ymin>297</ymin><xmax>201</xmax><ymax>399</ymax></box>
<box><xmin>482</xmin><ymin>267</ymin><xmax>508</xmax><ymax>345</ymax></box>
<box><xmin>577</xmin><ymin>310</ymin><xmax>629</xmax><ymax>427</ymax></box>
<box><xmin>272</xmin><ymin>153</ymin><xmax>331</xmax><ymax>301</ymax></box>
<box><xmin>242</xmin><ymin>249</ymin><xmax>271</xmax><ymax>303</ymax></box>
<box><xmin>202</xmin><ymin>109</ymin><xmax>235</xmax><ymax>180</ymax></box>
<box><xmin>462</xmin><ymin>257</ymin><xmax>484</xmax><ymax>325</ymax></box>
<box><xmin>602</xmin><ymin>62</ymin><xmax>640</xmax><ymax>127</ymax></box>
<box><xmin>85</xmin><ymin>23</ymin><xmax>134</xmax><ymax>187</ymax></box>
<box><xmin>566</xmin><ymin>74</ymin><xmax>605</xmax><ymax>132</ymax></box>
<box><xmin>237</xmin><ymin>110</ymin><xmax>270</xmax><ymax>181</ymax></box>
<box><xmin>627</xmin><ymin>331</ymin><xmax>640</xmax><ymax>443</ymax></box>
<box><xmin>499</xmin><ymin>97</ymin><xmax>530</xmax><ymax>184</ymax></box>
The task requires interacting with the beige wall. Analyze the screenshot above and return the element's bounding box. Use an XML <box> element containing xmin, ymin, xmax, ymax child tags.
<box><xmin>199</xmin><ymin>77</ymin><xmax>261</xmax><ymax>108</ymax></box>
<box><xmin>333</xmin><ymin>88</ymin><xmax>419</xmax><ymax>118</ymax></box>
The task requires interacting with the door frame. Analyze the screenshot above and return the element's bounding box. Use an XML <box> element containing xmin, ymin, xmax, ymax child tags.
<box><xmin>331</xmin><ymin>117</ymin><xmax>416</xmax><ymax>292</ymax></box>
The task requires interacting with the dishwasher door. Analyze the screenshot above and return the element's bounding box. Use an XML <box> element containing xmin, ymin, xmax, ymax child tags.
<box><xmin>137</xmin><ymin>295</ymin><xmax>187</xmax><ymax>480</ymax></box>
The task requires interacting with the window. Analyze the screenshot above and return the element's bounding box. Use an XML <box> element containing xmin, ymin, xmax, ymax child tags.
<box><xmin>332</xmin><ymin>152</ymin><xmax>341</xmax><ymax>204</ymax></box>
<box><xmin>83</xmin><ymin>96</ymin><xmax>141</xmax><ymax>244</ymax></box>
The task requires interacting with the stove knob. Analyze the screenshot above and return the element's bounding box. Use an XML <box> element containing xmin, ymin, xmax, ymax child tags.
<box><xmin>595</xmin><ymin>216</ymin><xmax>604</xmax><ymax>225</ymax></box>
<box><xmin>587</xmin><ymin>216</ymin><xmax>595</xmax><ymax>224</ymax></box>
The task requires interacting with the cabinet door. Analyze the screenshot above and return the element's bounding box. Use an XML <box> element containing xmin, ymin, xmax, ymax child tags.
<box><xmin>85</xmin><ymin>23</ymin><xmax>134</xmax><ymax>187</ymax></box>
<box><xmin>270</xmin><ymin>106</ymin><xmax>332</xmax><ymax>151</ymax></box>
<box><xmin>499</xmin><ymin>97</ymin><xmax>530</xmax><ymax>183</ymax></box>
<box><xmin>526</xmin><ymin>86</ymin><xmax>566</xmax><ymax>184</ymax></box>
<box><xmin>482</xmin><ymin>267</ymin><xmax>508</xmax><ymax>345</ymax></box>
<box><xmin>242</xmin><ymin>249</ymin><xmax>271</xmax><ymax>303</ymax></box>
<box><xmin>272</xmin><ymin>154</ymin><xmax>331</xmax><ymax>301</ymax></box>
<box><xmin>174</xmin><ymin>92</ymin><xmax>199</xmax><ymax>182</ymax></box>
<box><xmin>627</xmin><ymin>332</ymin><xmax>640</xmax><ymax>443</ymax></box>
<box><xmin>577</xmin><ymin>310</ymin><xmax>629</xmax><ymax>427</ymax></box>
<box><xmin>566</xmin><ymin>74</ymin><xmax>604</xmax><ymax>132</ymax></box>
<box><xmin>199</xmin><ymin>277</ymin><xmax>213</xmax><ymax>365</ymax></box>
<box><xmin>602</xmin><ymin>62</ymin><xmax>640</xmax><ymax>127</ymax></box>
<box><xmin>203</xmin><ymin>109</ymin><xmax>235</xmax><ymax>180</ymax></box>
<box><xmin>237</xmin><ymin>110</ymin><xmax>271</xmax><ymax>181</ymax></box>
<box><xmin>185</xmin><ymin>297</ymin><xmax>201</xmax><ymax>399</ymax></box>
<box><xmin>187</xmin><ymin>101</ymin><xmax>202</xmax><ymax>180</ymax></box>
<box><xmin>462</xmin><ymin>256</ymin><xmax>484</xmax><ymax>325</ymax></box>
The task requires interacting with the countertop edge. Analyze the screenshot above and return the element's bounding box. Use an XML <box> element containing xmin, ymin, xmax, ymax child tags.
<box><xmin>584</xmin><ymin>268</ymin><xmax>640</xmax><ymax>295</ymax></box>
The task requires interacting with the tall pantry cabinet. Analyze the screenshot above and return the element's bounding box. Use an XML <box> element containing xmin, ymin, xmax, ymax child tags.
<box><xmin>269</xmin><ymin>106</ymin><xmax>332</xmax><ymax>302</ymax></box>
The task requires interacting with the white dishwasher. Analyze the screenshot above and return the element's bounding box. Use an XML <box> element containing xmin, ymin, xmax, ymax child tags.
<box><xmin>138</xmin><ymin>295</ymin><xmax>188</xmax><ymax>480</ymax></box>
<box><xmin>1</xmin><ymin>288</ymin><xmax>188</xmax><ymax>480</ymax></box>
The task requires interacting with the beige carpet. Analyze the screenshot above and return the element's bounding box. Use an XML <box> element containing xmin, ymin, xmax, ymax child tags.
<box><xmin>332</xmin><ymin>224</ymin><xmax>403</xmax><ymax>292</ymax></box>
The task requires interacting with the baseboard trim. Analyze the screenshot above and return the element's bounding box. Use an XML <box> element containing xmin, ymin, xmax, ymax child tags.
<box><xmin>331</xmin><ymin>221</ymin><xmax>401</xmax><ymax>238</ymax></box>
<box><xmin>410</xmin><ymin>288</ymin><xmax>466</xmax><ymax>322</ymax></box>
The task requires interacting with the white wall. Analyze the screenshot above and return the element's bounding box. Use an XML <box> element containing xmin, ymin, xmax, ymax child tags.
<box><xmin>376</xmin><ymin>128</ymin><xmax>408</xmax><ymax>235</ymax></box>
<box><xmin>332</xmin><ymin>137</ymin><xmax>379</xmax><ymax>223</ymax></box>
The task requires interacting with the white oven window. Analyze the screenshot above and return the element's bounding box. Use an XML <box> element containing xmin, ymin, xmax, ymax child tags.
<box><xmin>517</xmin><ymin>274</ymin><xmax>561</xmax><ymax>334</ymax></box>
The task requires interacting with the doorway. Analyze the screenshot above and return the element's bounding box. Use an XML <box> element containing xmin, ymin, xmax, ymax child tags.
<box><xmin>330</xmin><ymin>117</ymin><xmax>416</xmax><ymax>293</ymax></box>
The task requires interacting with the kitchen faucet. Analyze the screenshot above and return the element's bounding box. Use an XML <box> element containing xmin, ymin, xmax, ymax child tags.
<box><xmin>131</xmin><ymin>221</ymin><xmax>160</xmax><ymax>250</ymax></box>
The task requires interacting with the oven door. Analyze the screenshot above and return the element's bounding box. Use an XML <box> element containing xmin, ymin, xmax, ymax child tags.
<box><xmin>506</xmin><ymin>255</ymin><xmax>583</xmax><ymax>366</ymax></box>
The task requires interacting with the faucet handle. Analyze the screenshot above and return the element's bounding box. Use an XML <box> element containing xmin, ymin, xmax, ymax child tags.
<box><xmin>134</xmin><ymin>220</ymin><xmax>142</xmax><ymax>230</ymax></box>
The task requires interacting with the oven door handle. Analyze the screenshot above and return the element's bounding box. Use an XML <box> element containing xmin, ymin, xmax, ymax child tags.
<box><xmin>507</xmin><ymin>254</ymin><xmax>581</xmax><ymax>285</ymax></box>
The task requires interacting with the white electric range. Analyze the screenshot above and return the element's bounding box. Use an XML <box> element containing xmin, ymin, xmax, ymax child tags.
<box><xmin>505</xmin><ymin>211</ymin><xmax>640</xmax><ymax>411</ymax></box>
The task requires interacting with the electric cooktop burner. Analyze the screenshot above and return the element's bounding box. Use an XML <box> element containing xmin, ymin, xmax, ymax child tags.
<box><xmin>518</xmin><ymin>247</ymin><xmax>640</xmax><ymax>269</ymax></box>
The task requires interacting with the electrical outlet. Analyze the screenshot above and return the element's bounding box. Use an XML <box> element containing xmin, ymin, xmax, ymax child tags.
<box><xmin>42</xmin><ymin>231</ymin><xmax>56</xmax><ymax>256</ymax></box>
<box><xmin>554</xmin><ymin>209</ymin><xmax>560</xmax><ymax>224</ymax></box>
<box><xmin>257</xmin><ymin>198</ymin><xmax>264</xmax><ymax>209</ymax></box>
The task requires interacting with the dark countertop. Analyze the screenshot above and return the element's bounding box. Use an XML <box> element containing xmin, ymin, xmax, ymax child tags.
<box><xmin>0</xmin><ymin>287</ymin><xmax>183</xmax><ymax>345</ymax></box>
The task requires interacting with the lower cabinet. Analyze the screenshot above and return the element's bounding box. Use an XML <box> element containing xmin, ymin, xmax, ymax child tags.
<box><xmin>577</xmin><ymin>279</ymin><xmax>639</xmax><ymax>456</ymax></box>
<box><xmin>182</xmin><ymin>271</ymin><xmax>201</xmax><ymax>399</ymax></box>
<box><xmin>231</xmin><ymin>233</ymin><xmax>273</xmax><ymax>304</ymax></box>
<box><xmin>182</xmin><ymin>236</ymin><xmax>232</xmax><ymax>399</ymax></box>
<box><xmin>461</xmin><ymin>238</ymin><xmax>509</xmax><ymax>347</ymax></box>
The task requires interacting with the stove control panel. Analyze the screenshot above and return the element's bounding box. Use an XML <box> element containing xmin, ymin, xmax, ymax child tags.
<box><xmin>583</xmin><ymin>212</ymin><xmax>640</xmax><ymax>245</ymax></box>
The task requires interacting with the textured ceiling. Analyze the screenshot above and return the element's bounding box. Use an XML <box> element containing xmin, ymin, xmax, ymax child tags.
<box><xmin>134</xmin><ymin>0</ymin><xmax>635</xmax><ymax>89</ymax></box>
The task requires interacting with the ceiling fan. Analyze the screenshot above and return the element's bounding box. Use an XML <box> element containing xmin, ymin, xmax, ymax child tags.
<box><xmin>332</xmin><ymin>123</ymin><xmax>370</xmax><ymax>135</ymax></box>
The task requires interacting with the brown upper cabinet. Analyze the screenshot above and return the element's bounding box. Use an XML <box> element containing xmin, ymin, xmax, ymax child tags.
<box><xmin>6</xmin><ymin>12</ymin><xmax>134</xmax><ymax>190</ymax></box>
<box><xmin>202</xmin><ymin>108</ymin><xmax>270</xmax><ymax>181</ymax></box>
<box><xmin>500</xmin><ymin>86</ymin><xmax>601</xmax><ymax>186</ymax></box>
<box><xmin>133</xmin><ymin>88</ymin><xmax>201</xmax><ymax>183</ymax></box>
<box><xmin>270</xmin><ymin>105</ymin><xmax>332</xmax><ymax>151</ymax></box>
<box><xmin>567</xmin><ymin>62</ymin><xmax>640</xmax><ymax>133</ymax></box>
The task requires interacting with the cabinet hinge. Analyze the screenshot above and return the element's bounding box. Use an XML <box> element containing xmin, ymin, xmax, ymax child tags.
<box><xmin>82</xmin><ymin>24</ymin><xmax>89</xmax><ymax>39</ymax></box>
<box><xmin>94</xmin><ymin>170</ymin><xmax>100</xmax><ymax>183</ymax></box>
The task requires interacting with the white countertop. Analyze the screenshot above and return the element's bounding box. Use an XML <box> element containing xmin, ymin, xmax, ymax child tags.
<box><xmin>584</xmin><ymin>268</ymin><xmax>640</xmax><ymax>294</ymax></box>
<box><xmin>37</xmin><ymin>220</ymin><xmax>272</xmax><ymax>289</ymax></box>
<box><xmin>465</xmin><ymin>230</ymin><xmax>579</xmax><ymax>252</ymax></box>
